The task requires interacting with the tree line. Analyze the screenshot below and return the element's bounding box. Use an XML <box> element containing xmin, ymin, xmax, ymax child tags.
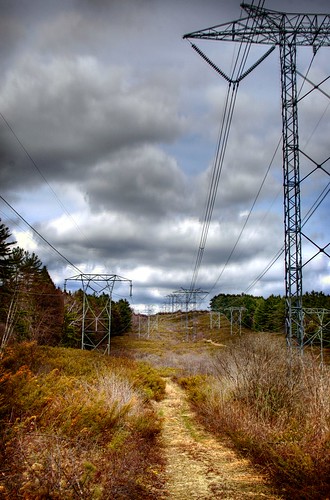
<box><xmin>210</xmin><ymin>291</ymin><xmax>330</xmax><ymax>345</ymax></box>
<box><xmin>210</xmin><ymin>292</ymin><xmax>330</xmax><ymax>344</ymax></box>
<box><xmin>1</xmin><ymin>217</ymin><xmax>329</xmax><ymax>350</ymax></box>
<box><xmin>0</xmin><ymin>219</ymin><xmax>132</xmax><ymax>351</ymax></box>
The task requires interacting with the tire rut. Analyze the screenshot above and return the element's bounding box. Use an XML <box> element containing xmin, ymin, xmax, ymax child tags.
<box><xmin>154</xmin><ymin>378</ymin><xmax>282</xmax><ymax>500</ymax></box>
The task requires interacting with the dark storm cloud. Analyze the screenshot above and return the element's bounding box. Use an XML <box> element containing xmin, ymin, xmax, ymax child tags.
<box><xmin>85</xmin><ymin>145</ymin><xmax>187</xmax><ymax>217</ymax></box>
<box><xmin>0</xmin><ymin>54</ymin><xmax>185</xmax><ymax>191</ymax></box>
<box><xmin>1</xmin><ymin>0</ymin><xmax>329</xmax><ymax>307</ymax></box>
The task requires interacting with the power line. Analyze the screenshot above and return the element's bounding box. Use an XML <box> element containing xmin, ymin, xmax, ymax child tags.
<box><xmin>0</xmin><ymin>111</ymin><xmax>90</xmax><ymax>245</ymax></box>
<box><xmin>209</xmin><ymin>138</ymin><xmax>281</xmax><ymax>297</ymax></box>
<box><xmin>0</xmin><ymin>195</ymin><xmax>82</xmax><ymax>275</ymax></box>
<box><xmin>1</xmin><ymin>196</ymin><xmax>136</xmax><ymax>305</ymax></box>
<box><xmin>207</xmin><ymin>47</ymin><xmax>328</xmax><ymax>299</ymax></box>
<box><xmin>0</xmin><ymin>113</ymin><xmax>133</xmax><ymax>299</ymax></box>
<box><xmin>243</xmin><ymin>180</ymin><xmax>330</xmax><ymax>295</ymax></box>
<box><xmin>189</xmin><ymin>82</ymin><xmax>239</xmax><ymax>294</ymax></box>
<box><xmin>188</xmin><ymin>0</ymin><xmax>267</xmax><ymax>296</ymax></box>
<box><xmin>185</xmin><ymin>5</ymin><xmax>330</xmax><ymax>343</ymax></box>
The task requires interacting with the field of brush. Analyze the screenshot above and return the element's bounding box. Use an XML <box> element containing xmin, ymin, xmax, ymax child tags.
<box><xmin>1</xmin><ymin>311</ymin><xmax>329</xmax><ymax>499</ymax></box>
<box><xmin>114</xmin><ymin>311</ymin><xmax>330</xmax><ymax>499</ymax></box>
<box><xmin>0</xmin><ymin>342</ymin><xmax>167</xmax><ymax>499</ymax></box>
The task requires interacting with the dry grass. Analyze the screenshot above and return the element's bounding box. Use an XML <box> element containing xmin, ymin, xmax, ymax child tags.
<box><xmin>0</xmin><ymin>342</ymin><xmax>166</xmax><ymax>499</ymax></box>
<box><xmin>2</xmin><ymin>313</ymin><xmax>329</xmax><ymax>499</ymax></box>
<box><xmin>156</xmin><ymin>377</ymin><xmax>281</xmax><ymax>499</ymax></box>
<box><xmin>111</xmin><ymin>310</ymin><xmax>229</xmax><ymax>376</ymax></box>
<box><xmin>179</xmin><ymin>333</ymin><xmax>330</xmax><ymax>499</ymax></box>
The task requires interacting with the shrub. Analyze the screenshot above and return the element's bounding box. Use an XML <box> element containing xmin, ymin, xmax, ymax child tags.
<box><xmin>177</xmin><ymin>374</ymin><xmax>208</xmax><ymax>404</ymax></box>
<box><xmin>132</xmin><ymin>362</ymin><xmax>166</xmax><ymax>402</ymax></box>
<box><xmin>184</xmin><ymin>334</ymin><xmax>330</xmax><ymax>498</ymax></box>
<box><xmin>0</xmin><ymin>343</ymin><xmax>165</xmax><ymax>498</ymax></box>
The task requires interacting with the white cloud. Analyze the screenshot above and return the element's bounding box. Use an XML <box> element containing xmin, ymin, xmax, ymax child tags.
<box><xmin>1</xmin><ymin>0</ymin><xmax>329</xmax><ymax>309</ymax></box>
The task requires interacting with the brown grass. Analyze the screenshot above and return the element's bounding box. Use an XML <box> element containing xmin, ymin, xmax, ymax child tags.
<box><xmin>0</xmin><ymin>342</ymin><xmax>166</xmax><ymax>499</ymax></box>
<box><xmin>179</xmin><ymin>333</ymin><xmax>330</xmax><ymax>499</ymax></box>
<box><xmin>2</xmin><ymin>313</ymin><xmax>329</xmax><ymax>499</ymax></box>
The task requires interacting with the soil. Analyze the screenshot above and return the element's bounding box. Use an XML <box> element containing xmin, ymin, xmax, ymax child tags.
<box><xmin>154</xmin><ymin>377</ymin><xmax>282</xmax><ymax>500</ymax></box>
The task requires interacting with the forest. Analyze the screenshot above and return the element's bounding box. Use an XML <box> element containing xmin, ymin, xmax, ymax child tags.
<box><xmin>0</xmin><ymin>219</ymin><xmax>132</xmax><ymax>352</ymax></box>
<box><xmin>211</xmin><ymin>291</ymin><xmax>330</xmax><ymax>345</ymax></box>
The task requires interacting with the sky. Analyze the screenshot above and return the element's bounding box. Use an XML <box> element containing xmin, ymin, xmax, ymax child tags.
<box><xmin>0</xmin><ymin>0</ymin><xmax>329</xmax><ymax>312</ymax></box>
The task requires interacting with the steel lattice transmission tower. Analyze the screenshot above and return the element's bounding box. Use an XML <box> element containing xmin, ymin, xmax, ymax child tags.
<box><xmin>184</xmin><ymin>3</ymin><xmax>330</xmax><ymax>349</ymax></box>
<box><xmin>64</xmin><ymin>274</ymin><xmax>132</xmax><ymax>354</ymax></box>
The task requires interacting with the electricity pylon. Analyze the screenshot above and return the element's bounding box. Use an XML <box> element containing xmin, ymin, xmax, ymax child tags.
<box><xmin>172</xmin><ymin>288</ymin><xmax>208</xmax><ymax>339</ymax></box>
<box><xmin>64</xmin><ymin>274</ymin><xmax>132</xmax><ymax>354</ymax></box>
<box><xmin>225</xmin><ymin>307</ymin><xmax>246</xmax><ymax>336</ymax></box>
<box><xmin>184</xmin><ymin>3</ymin><xmax>330</xmax><ymax>350</ymax></box>
<box><xmin>303</xmin><ymin>308</ymin><xmax>330</xmax><ymax>365</ymax></box>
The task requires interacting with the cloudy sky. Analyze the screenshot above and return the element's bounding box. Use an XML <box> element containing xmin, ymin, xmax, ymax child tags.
<box><xmin>0</xmin><ymin>0</ymin><xmax>329</xmax><ymax>311</ymax></box>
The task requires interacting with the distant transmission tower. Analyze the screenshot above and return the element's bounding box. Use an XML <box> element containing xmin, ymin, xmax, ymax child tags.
<box><xmin>226</xmin><ymin>307</ymin><xmax>246</xmax><ymax>336</ymax></box>
<box><xmin>172</xmin><ymin>288</ymin><xmax>208</xmax><ymax>339</ymax></box>
<box><xmin>184</xmin><ymin>3</ymin><xmax>330</xmax><ymax>350</ymax></box>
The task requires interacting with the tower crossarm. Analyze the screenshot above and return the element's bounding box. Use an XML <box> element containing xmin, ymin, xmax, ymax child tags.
<box><xmin>183</xmin><ymin>2</ymin><xmax>330</xmax><ymax>350</ymax></box>
<box><xmin>183</xmin><ymin>4</ymin><xmax>330</xmax><ymax>48</ymax></box>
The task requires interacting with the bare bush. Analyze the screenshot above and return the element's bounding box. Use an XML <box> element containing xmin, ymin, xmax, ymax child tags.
<box><xmin>211</xmin><ymin>334</ymin><xmax>330</xmax><ymax>434</ymax></box>
<box><xmin>211</xmin><ymin>335</ymin><xmax>306</xmax><ymax>422</ymax></box>
<box><xmin>87</xmin><ymin>371</ymin><xmax>144</xmax><ymax>416</ymax></box>
<box><xmin>188</xmin><ymin>333</ymin><xmax>330</xmax><ymax>497</ymax></box>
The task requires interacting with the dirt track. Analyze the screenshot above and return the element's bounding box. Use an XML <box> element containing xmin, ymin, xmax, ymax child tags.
<box><xmin>155</xmin><ymin>378</ymin><xmax>282</xmax><ymax>500</ymax></box>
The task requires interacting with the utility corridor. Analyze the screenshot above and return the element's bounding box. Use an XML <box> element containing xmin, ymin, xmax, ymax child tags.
<box><xmin>154</xmin><ymin>378</ymin><xmax>282</xmax><ymax>499</ymax></box>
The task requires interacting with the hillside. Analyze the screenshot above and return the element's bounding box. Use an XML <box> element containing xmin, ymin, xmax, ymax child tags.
<box><xmin>1</xmin><ymin>311</ymin><xmax>329</xmax><ymax>499</ymax></box>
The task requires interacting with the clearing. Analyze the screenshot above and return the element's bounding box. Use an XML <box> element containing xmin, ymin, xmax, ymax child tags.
<box><xmin>154</xmin><ymin>377</ymin><xmax>282</xmax><ymax>499</ymax></box>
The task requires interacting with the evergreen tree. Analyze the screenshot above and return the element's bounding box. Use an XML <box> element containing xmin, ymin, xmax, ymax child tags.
<box><xmin>62</xmin><ymin>292</ymin><xmax>82</xmax><ymax>348</ymax></box>
<box><xmin>117</xmin><ymin>299</ymin><xmax>132</xmax><ymax>332</ymax></box>
<box><xmin>2</xmin><ymin>244</ymin><xmax>63</xmax><ymax>346</ymax></box>
<box><xmin>33</xmin><ymin>266</ymin><xmax>64</xmax><ymax>345</ymax></box>
<box><xmin>0</xmin><ymin>219</ymin><xmax>16</xmax><ymax>285</ymax></box>
<box><xmin>0</xmin><ymin>220</ymin><xmax>16</xmax><ymax>350</ymax></box>
<box><xmin>252</xmin><ymin>297</ymin><xmax>266</xmax><ymax>331</ymax></box>
<box><xmin>211</xmin><ymin>293</ymin><xmax>285</xmax><ymax>333</ymax></box>
<box><xmin>62</xmin><ymin>292</ymin><xmax>133</xmax><ymax>346</ymax></box>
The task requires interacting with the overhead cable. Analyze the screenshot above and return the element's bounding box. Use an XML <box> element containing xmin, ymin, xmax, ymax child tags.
<box><xmin>188</xmin><ymin>0</ymin><xmax>267</xmax><ymax>297</ymax></box>
<box><xmin>242</xmin><ymin>181</ymin><xmax>330</xmax><ymax>295</ymax></box>
<box><xmin>209</xmin><ymin>48</ymin><xmax>329</xmax><ymax>298</ymax></box>
<box><xmin>0</xmin><ymin>111</ymin><xmax>90</xmax><ymax>245</ymax></box>
<box><xmin>0</xmin><ymin>195</ymin><xmax>82</xmax><ymax>275</ymax></box>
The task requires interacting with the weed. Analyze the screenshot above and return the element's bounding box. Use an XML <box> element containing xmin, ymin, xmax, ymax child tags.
<box><xmin>177</xmin><ymin>374</ymin><xmax>208</xmax><ymax>404</ymax></box>
<box><xmin>0</xmin><ymin>343</ymin><xmax>166</xmax><ymax>498</ymax></box>
<box><xmin>183</xmin><ymin>333</ymin><xmax>330</xmax><ymax>498</ymax></box>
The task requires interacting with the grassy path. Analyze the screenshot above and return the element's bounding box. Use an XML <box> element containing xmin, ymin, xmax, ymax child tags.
<box><xmin>154</xmin><ymin>378</ymin><xmax>282</xmax><ymax>500</ymax></box>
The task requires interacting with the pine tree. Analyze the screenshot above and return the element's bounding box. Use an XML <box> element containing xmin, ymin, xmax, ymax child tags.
<box><xmin>0</xmin><ymin>219</ymin><xmax>15</xmax><ymax>284</ymax></box>
<box><xmin>0</xmin><ymin>220</ymin><xmax>16</xmax><ymax>351</ymax></box>
<box><xmin>2</xmin><ymin>245</ymin><xmax>64</xmax><ymax>346</ymax></box>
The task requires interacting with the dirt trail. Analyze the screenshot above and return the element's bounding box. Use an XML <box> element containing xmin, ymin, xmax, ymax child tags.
<box><xmin>155</xmin><ymin>378</ymin><xmax>282</xmax><ymax>500</ymax></box>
